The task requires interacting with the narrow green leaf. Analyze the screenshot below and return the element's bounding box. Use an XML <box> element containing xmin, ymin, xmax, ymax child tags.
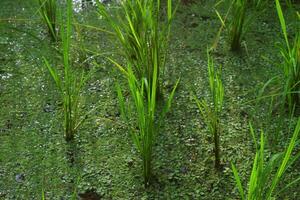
<box><xmin>231</xmin><ymin>163</ymin><xmax>245</xmax><ymax>200</ymax></box>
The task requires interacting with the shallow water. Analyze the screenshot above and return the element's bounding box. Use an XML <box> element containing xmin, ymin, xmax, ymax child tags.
<box><xmin>0</xmin><ymin>0</ymin><xmax>299</xmax><ymax>199</ymax></box>
<box><xmin>72</xmin><ymin>0</ymin><xmax>119</xmax><ymax>12</ymax></box>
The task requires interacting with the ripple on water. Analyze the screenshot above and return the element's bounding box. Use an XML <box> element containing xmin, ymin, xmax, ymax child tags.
<box><xmin>0</xmin><ymin>73</ymin><xmax>12</xmax><ymax>80</ymax></box>
<box><xmin>72</xmin><ymin>0</ymin><xmax>121</xmax><ymax>12</ymax></box>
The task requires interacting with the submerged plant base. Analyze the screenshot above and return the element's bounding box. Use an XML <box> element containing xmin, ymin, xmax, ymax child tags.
<box><xmin>78</xmin><ymin>189</ymin><xmax>101</xmax><ymax>200</ymax></box>
<box><xmin>143</xmin><ymin>156</ymin><xmax>152</xmax><ymax>188</ymax></box>
<box><xmin>230</xmin><ymin>30</ymin><xmax>242</xmax><ymax>51</ymax></box>
<box><xmin>230</xmin><ymin>40</ymin><xmax>241</xmax><ymax>51</ymax></box>
<box><xmin>65</xmin><ymin>129</ymin><xmax>76</xmax><ymax>142</ymax></box>
<box><xmin>213</xmin><ymin>129</ymin><xmax>221</xmax><ymax>170</ymax></box>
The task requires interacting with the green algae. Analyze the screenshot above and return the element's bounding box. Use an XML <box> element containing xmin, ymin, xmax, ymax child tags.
<box><xmin>0</xmin><ymin>0</ymin><xmax>299</xmax><ymax>199</ymax></box>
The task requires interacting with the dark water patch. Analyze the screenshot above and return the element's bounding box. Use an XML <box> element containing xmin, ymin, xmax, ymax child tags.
<box><xmin>66</xmin><ymin>141</ymin><xmax>81</xmax><ymax>168</ymax></box>
<box><xmin>15</xmin><ymin>173</ymin><xmax>25</xmax><ymax>183</ymax></box>
<box><xmin>43</xmin><ymin>102</ymin><xmax>56</xmax><ymax>113</ymax></box>
<box><xmin>78</xmin><ymin>189</ymin><xmax>101</xmax><ymax>200</ymax></box>
<box><xmin>181</xmin><ymin>0</ymin><xmax>196</xmax><ymax>5</ymax></box>
<box><xmin>200</xmin><ymin>15</ymin><xmax>211</xmax><ymax>21</ymax></box>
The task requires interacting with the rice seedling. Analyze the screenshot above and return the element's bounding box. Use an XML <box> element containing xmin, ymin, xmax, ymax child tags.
<box><xmin>231</xmin><ymin>118</ymin><xmax>300</xmax><ymax>200</ymax></box>
<box><xmin>211</xmin><ymin>1</ymin><xmax>232</xmax><ymax>51</ymax></box>
<box><xmin>44</xmin><ymin>0</ymin><xmax>88</xmax><ymax>141</ymax></box>
<box><xmin>41</xmin><ymin>188</ymin><xmax>45</xmax><ymax>200</ymax></box>
<box><xmin>38</xmin><ymin>0</ymin><xmax>57</xmax><ymax>41</ymax></box>
<box><xmin>229</xmin><ymin>0</ymin><xmax>247</xmax><ymax>51</ymax></box>
<box><xmin>215</xmin><ymin>0</ymin><xmax>266</xmax><ymax>51</ymax></box>
<box><xmin>97</xmin><ymin>0</ymin><xmax>176</xmax><ymax>98</ymax></box>
<box><xmin>115</xmin><ymin>62</ymin><xmax>179</xmax><ymax>187</ymax></box>
<box><xmin>96</xmin><ymin>0</ymin><xmax>179</xmax><ymax>185</ymax></box>
<box><xmin>195</xmin><ymin>50</ymin><xmax>224</xmax><ymax>169</ymax></box>
<box><xmin>276</xmin><ymin>0</ymin><xmax>300</xmax><ymax>113</ymax></box>
<box><xmin>250</xmin><ymin>0</ymin><xmax>269</xmax><ymax>10</ymax></box>
<box><xmin>285</xmin><ymin>0</ymin><xmax>293</xmax><ymax>8</ymax></box>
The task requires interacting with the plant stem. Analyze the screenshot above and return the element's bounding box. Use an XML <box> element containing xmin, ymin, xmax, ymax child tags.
<box><xmin>214</xmin><ymin>121</ymin><xmax>221</xmax><ymax>169</ymax></box>
<box><xmin>143</xmin><ymin>152</ymin><xmax>151</xmax><ymax>187</ymax></box>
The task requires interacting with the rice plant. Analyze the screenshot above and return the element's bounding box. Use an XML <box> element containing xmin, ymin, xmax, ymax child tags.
<box><xmin>231</xmin><ymin>118</ymin><xmax>300</xmax><ymax>200</ymax></box>
<box><xmin>250</xmin><ymin>0</ymin><xmax>269</xmax><ymax>10</ymax></box>
<box><xmin>44</xmin><ymin>0</ymin><xmax>87</xmax><ymax>141</ymax></box>
<box><xmin>96</xmin><ymin>0</ymin><xmax>178</xmax><ymax>184</ymax></box>
<box><xmin>38</xmin><ymin>0</ymin><xmax>57</xmax><ymax>41</ymax></box>
<box><xmin>230</xmin><ymin>0</ymin><xmax>247</xmax><ymax>51</ymax></box>
<box><xmin>116</xmin><ymin>60</ymin><xmax>179</xmax><ymax>186</ymax></box>
<box><xmin>195</xmin><ymin>50</ymin><xmax>224</xmax><ymax>169</ymax></box>
<box><xmin>97</xmin><ymin>0</ymin><xmax>176</xmax><ymax>98</ymax></box>
<box><xmin>285</xmin><ymin>0</ymin><xmax>293</xmax><ymax>8</ymax></box>
<box><xmin>276</xmin><ymin>0</ymin><xmax>300</xmax><ymax>112</ymax></box>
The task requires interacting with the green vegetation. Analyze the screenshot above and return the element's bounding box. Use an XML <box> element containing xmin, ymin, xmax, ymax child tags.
<box><xmin>97</xmin><ymin>0</ymin><xmax>179</xmax><ymax>185</ymax></box>
<box><xmin>0</xmin><ymin>0</ymin><xmax>299</xmax><ymax>199</ymax></box>
<box><xmin>230</xmin><ymin>0</ymin><xmax>246</xmax><ymax>51</ymax></box>
<box><xmin>116</xmin><ymin>62</ymin><xmax>179</xmax><ymax>186</ymax></box>
<box><xmin>38</xmin><ymin>0</ymin><xmax>57</xmax><ymax>41</ymax></box>
<box><xmin>276</xmin><ymin>0</ymin><xmax>300</xmax><ymax>113</ymax></box>
<box><xmin>251</xmin><ymin>0</ymin><xmax>269</xmax><ymax>10</ymax></box>
<box><xmin>195</xmin><ymin>50</ymin><xmax>224</xmax><ymax>169</ymax></box>
<box><xmin>232</xmin><ymin>119</ymin><xmax>300</xmax><ymax>200</ymax></box>
<box><xmin>44</xmin><ymin>0</ymin><xmax>87</xmax><ymax>141</ymax></box>
<box><xmin>97</xmin><ymin>0</ymin><xmax>175</xmax><ymax>97</ymax></box>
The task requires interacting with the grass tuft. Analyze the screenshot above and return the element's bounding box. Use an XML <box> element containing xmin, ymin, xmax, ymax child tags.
<box><xmin>276</xmin><ymin>0</ymin><xmax>300</xmax><ymax>113</ymax></box>
<box><xmin>38</xmin><ymin>0</ymin><xmax>57</xmax><ymax>41</ymax></box>
<box><xmin>230</xmin><ymin>0</ymin><xmax>246</xmax><ymax>51</ymax></box>
<box><xmin>97</xmin><ymin>0</ymin><xmax>176</xmax><ymax>98</ymax></box>
<box><xmin>44</xmin><ymin>0</ymin><xmax>88</xmax><ymax>141</ymax></box>
<box><xmin>232</xmin><ymin>118</ymin><xmax>300</xmax><ymax>200</ymax></box>
<box><xmin>195</xmin><ymin>50</ymin><xmax>224</xmax><ymax>169</ymax></box>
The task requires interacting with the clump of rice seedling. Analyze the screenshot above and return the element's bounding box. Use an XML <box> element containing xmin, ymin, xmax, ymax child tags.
<box><xmin>214</xmin><ymin>0</ymin><xmax>266</xmax><ymax>51</ymax></box>
<box><xmin>97</xmin><ymin>0</ymin><xmax>175</xmax><ymax>98</ymax></box>
<box><xmin>250</xmin><ymin>0</ymin><xmax>269</xmax><ymax>10</ymax></box>
<box><xmin>116</xmin><ymin>62</ymin><xmax>179</xmax><ymax>187</ymax></box>
<box><xmin>97</xmin><ymin>0</ymin><xmax>178</xmax><ymax>185</ymax></box>
<box><xmin>231</xmin><ymin>118</ymin><xmax>300</xmax><ymax>200</ymax></box>
<box><xmin>285</xmin><ymin>0</ymin><xmax>294</xmax><ymax>8</ymax></box>
<box><xmin>195</xmin><ymin>50</ymin><xmax>224</xmax><ymax>169</ymax></box>
<box><xmin>38</xmin><ymin>0</ymin><xmax>57</xmax><ymax>41</ymax></box>
<box><xmin>276</xmin><ymin>0</ymin><xmax>300</xmax><ymax>113</ymax></box>
<box><xmin>44</xmin><ymin>0</ymin><xmax>88</xmax><ymax>141</ymax></box>
<box><xmin>230</xmin><ymin>0</ymin><xmax>247</xmax><ymax>51</ymax></box>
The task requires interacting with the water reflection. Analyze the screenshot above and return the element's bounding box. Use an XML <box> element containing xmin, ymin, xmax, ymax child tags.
<box><xmin>73</xmin><ymin>0</ymin><xmax>113</xmax><ymax>12</ymax></box>
<box><xmin>72</xmin><ymin>0</ymin><xmax>94</xmax><ymax>12</ymax></box>
<box><xmin>0</xmin><ymin>73</ymin><xmax>12</xmax><ymax>80</ymax></box>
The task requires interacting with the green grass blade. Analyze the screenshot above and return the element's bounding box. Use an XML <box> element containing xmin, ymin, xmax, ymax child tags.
<box><xmin>275</xmin><ymin>0</ymin><xmax>290</xmax><ymax>51</ymax></box>
<box><xmin>231</xmin><ymin>163</ymin><xmax>245</xmax><ymax>200</ymax></box>
<box><xmin>267</xmin><ymin>118</ymin><xmax>300</xmax><ymax>198</ymax></box>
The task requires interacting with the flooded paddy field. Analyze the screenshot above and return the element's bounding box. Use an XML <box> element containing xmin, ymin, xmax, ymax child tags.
<box><xmin>0</xmin><ymin>0</ymin><xmax>299</xmax><ymax>199</ymax></box>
